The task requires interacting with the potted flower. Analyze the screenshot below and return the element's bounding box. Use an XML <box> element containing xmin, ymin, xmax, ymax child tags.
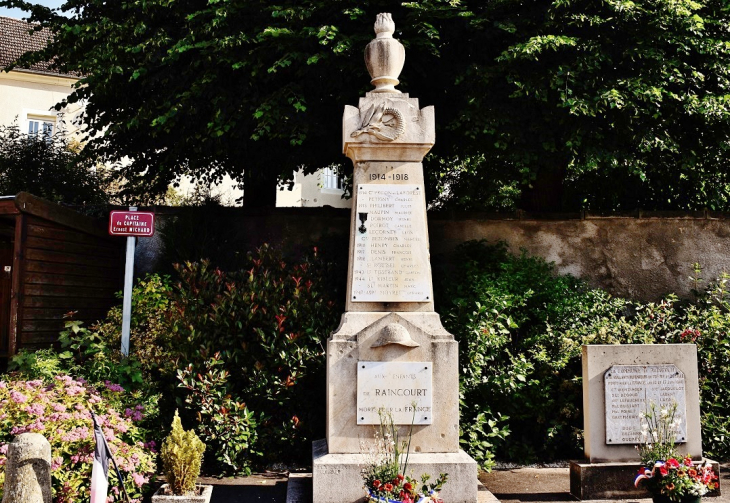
<box><xmin>152</xmin><ymin>411</ymin><xmax>212</xmax><ymax>503</ymax></box>
<box><xmin>361</xmin><ymin>410</ymin><xmax>448</xmax><ymax>503</ymax></box>
<box><xmin>633</xmin><ymin>401</ymin><xmax>718</xmax><ymax>503</ymax></box>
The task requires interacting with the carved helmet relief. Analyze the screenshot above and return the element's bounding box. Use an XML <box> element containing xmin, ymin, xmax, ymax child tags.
<box><xmin>371</xmin><ymin>322</ymin><xmax>420</xmax><ymax>348</ymax></box>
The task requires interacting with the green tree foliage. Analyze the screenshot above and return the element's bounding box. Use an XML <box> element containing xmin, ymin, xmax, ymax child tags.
<box><xmin>4</xmin><ymin>0</ymin><xmax>730</xmax><ymax>209</ymax></box>
<box><xmin>442</xmin><ymin>0</ymin><xmax>730</xmax><ymax>211</ymax></box>
<box><xmin>0</xmin><ymin>122</ymin><xmax>109</xmax><ymax>206</ymax></box>
<box><xmin>1</xmin><ymin>1</ymin><xmax>460</xmax><ymax>206</ymax></box>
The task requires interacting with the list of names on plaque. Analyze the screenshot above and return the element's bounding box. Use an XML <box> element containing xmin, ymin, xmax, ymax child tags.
<box><xmin>351</xmin><ymin>184</ymin><xmax>431</xmax><ymax>302</ymax></box>
<box><xmin>604</xmin><ymin>364</ymin><xmax>687</xmax><ymax>445</ymax></box>
<box><xmin>357</xmin><ymin>361</ymin><xmax>433</xmax><ymax>425</ymax></box>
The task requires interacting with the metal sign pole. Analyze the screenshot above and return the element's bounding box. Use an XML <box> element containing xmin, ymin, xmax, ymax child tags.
<box><xmin>120</xmin><ymin>206</ymin><xmax>137</xmax><ymax>357</ymax></box>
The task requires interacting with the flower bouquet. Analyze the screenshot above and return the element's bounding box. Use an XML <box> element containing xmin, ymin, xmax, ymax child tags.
<box><xmin>635</xmin><ymin>457</ymin><xmax>718</xmax><ymax>503</ymax></box>
<box><xmin>633</xmin><ymin>401</ymin><xmax>718</xmax><ymax>503</ymax></box>
<box><xmin>362</xmin><ymin>410</ymin><xmax>447</xmax><ymax>503</ymax></box>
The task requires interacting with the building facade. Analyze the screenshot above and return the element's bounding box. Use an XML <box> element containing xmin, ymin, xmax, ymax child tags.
<box><xmin>0</xmin><ymin>16</ymin><xmax>83</xmax><ymax>140</ymax></box>
<box><xmin>276</xmin><ymin>166</ymin><xmax>351</xmax><ymax>208</ymax></box>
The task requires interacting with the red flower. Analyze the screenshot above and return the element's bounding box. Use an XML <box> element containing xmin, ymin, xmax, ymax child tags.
<box><xmin>404</xmin><ymin>482</ymin><xmax>413</xmax><ymax>492</ymax></box>
<box><xmin>397</xmin><ymin>474</ymin><xmax>405</xmax><ymax>482</ymax></box>
<box><xmin>666</xmin><ymin>483</ymin><xmax>675</xmax><ymax>491</ymax></box>
<box><xmin>384</xmin><ymin>483</ymin><xmax>393</xmax><ymax>492</ymax></box>
<box><xmin>659</xmin><ymin>466</ymin><xmax>668</xmax><ymax>476</ymax></box>
<box><xmin>666</xmin><ymin>458</ymin><xmax>680</xmax><ymax>468</ymax></box>
<box><xmin>373</xmin><ymin>480</ymin><xmax>381</xmax><ymax>489</ymax></box>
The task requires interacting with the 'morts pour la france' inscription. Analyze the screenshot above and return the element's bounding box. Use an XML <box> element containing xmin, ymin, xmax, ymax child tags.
<box><xmin>604</xmin><ymin>364</ymin><xmax>687</xmax><ymax>445</ymax></box>
<box><xmin>351</xmin><ymin>184</ymin><xmax>431</xmax><ymax>302</ymax></box>
<box><xmin>357</xmin><ymin>361</ymin><xmax>433</xmax><ymax>425</ymax></box>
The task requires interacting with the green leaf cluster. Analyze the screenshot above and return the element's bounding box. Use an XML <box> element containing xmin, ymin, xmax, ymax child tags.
<box><xmin>0</xmin><ymin>122</ymin><xmax>110</xmax><ymax>210</ymax></box>
<box><xmin>6</xmin><ymin>0</ymin><xmax>730</xmax><ymax>209</ymax></box>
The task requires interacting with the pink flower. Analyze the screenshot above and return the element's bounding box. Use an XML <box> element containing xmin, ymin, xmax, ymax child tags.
<box><xmin>25</xmin><ymin>403</ymin><xmax>45</xmax><ymax>416</ymax></box>
<box><xmin>9</xmin><ymin>391</ymin><xmax>28</xmax><ymax>404</ymax></box>
<box><xmin>124</xmin><ymin>408</ymin><xmax>144</xmax><ymax>421</ymax></box>
<box><xmin>131</xmin><ymin>472</ymin><xmax>148</xmax><ymax>487</ymax></box>
<box><xmin>51</xmin><ymin>456</ymin><xmax>63</xmax><ymax>470</ymax></box>
<box><xmin>65</xmin><ymin>386</ymin><xmax>85</xmax><ymax>396</ymax></box>
<box><xmin>104</xmin><ymin>381</ymin><xmax>125</xmax><ymax>393</ymax></box>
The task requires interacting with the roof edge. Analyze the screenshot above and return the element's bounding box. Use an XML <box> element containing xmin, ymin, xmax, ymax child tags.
<box><xmin>13</xmin><ymin>192</ymin><xmax>113</xmax><ymax>239</ymax></box>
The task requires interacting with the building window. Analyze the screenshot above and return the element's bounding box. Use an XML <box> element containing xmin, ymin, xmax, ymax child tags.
<box><xmin>321</xmin><ymin>167</ymin><xmax>344</xmax><ymax>191</ymax></box>
<box><xmin>28</xmin><ymin>119</ymin><xmax>54</xmax><ymax>137</ymax></box>
<box><xmin>23</xmin><ymin>110</ymin><xmax>57</xmax><ymax>142</ymax></box>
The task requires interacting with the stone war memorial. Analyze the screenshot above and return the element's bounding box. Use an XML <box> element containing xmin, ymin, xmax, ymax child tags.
<box><xmin>570</xmin><ymin>344</ymin><xmax>721</xmax><ymax>499</ymax></box>
<box><xmin>311</xmin><ymin>13</ymin><xmax>479</xmax><ymax>503</ymax></box>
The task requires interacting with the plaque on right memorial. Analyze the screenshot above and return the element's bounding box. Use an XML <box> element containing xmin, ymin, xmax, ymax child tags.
<box><xmin>604</xmin><ymin>364</ymin><xmax>687</xmax><ymax>445</ymax></box>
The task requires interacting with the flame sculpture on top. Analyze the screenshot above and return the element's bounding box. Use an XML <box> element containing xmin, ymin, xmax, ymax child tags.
<box><xmin>364</xmin><ymin>13</ymin><xmax>405</xmax><ymax>94</ymax></box>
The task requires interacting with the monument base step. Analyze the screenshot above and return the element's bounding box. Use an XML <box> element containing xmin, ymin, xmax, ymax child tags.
<box><xmin>289</xmin><ymin>469</ymin><xmax>496</xmax><ymax>503</ymax></box>
<box><xmin>569</xmin><ymin>459</ymin><xmax>721</xmax><ymax>500</ymax></box>
<box><xmin>312</xmin><ymin>439</ymin><xmax>479</xmax><ymax>503</ymax></box>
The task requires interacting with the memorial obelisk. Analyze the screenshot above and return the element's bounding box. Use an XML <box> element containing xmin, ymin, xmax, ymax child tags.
<box><xmin>311</xmin><ymin>13</ymin><xmax>479</xmax><ymax>503</ymax></box>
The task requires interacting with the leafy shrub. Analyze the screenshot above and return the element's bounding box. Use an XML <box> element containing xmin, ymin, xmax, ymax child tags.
<box><xmin>0</xmin><ymin>122</ymin><xmax>110</xmax><ymax>209</ymax></box>
<box><xmin>10</xmin><ymin>319</ymin><xmax>162</xmax><ymax>443</ymax></box>
<box><xmin>0</xmin><ymin>375</ymin><xmax>156</xmax><ymax>502</ymax></box>
<box><xmin>177</xmin><ymin>353</ymin><xmax>258</xmax><ymax>473</ymax></box>
<box><xmin>435</xmin><ymin>240</ymin><xmax>730</xmax><ymax>465</ymax></box>
<box><xmin>9</xmin><ymin>348</ymin><xmax>64</xmax><ymax>382</ymax></box>
<box><xmin>161</xmin><ymin>411</ymin><xmax>205</xmax><ymax>496</ymax></box>
<box><xmin>92</xmin><ymin>273</ymin><xmax>176</xmax><ymax>380</ymax></box>
<box><xmin>436</xmin><ymin>240</ymin><xmax>589</xmax><ymax>464</ymax></box>
<box><xmin>165</xmin><ymin>244</ymin><xmax>342</xmax><ymax>470</ymax></box>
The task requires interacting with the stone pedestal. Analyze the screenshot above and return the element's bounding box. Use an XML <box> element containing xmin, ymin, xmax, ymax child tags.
<box><xmin>327</xmin><ymin>312</ymin><xmax>459</xmax><ymax>454</ymax></box>
<box><xmin>313</xmin><ymin>440</ymin><xmax>478</xmax><ymax>503</ymax></box>
<box><xmin>1</xmin><ymin>433</ymin><xmax>52</xmax><ymax>503</ymax></box>
<box><xmin>313</xmin><ymin>13</ymin><xmax>478</xmax><ymax>503</ymax></box>
<box><xmin>569</xmin><ymin>459</ymin><xmax>721</xmax><ymax>500</ymax></box>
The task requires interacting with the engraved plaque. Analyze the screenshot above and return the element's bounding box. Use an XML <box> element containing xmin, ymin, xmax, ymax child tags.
<box><xmin>351</xmin><ymin>184</ymin><xmax>431</xmax><ymax>302</ymax></box>
<box><xmin>604</xmin><ymin>364</ymin><xmax>687</xmax><ymax>445</ymax></box>
<box><xmin>357</xmin><ymin>361</ymin><xmax>433</xmax><ymax>425</ymax></box>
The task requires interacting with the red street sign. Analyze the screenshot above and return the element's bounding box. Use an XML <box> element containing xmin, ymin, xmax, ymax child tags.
<box><xmin>109</xmin><ymin>211</ymin><xmax>155</xmax><ymax>237</ymax></box>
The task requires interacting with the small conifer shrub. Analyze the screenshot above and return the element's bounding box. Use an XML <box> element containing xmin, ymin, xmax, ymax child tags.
<box><xmin>161</xmin><ymin>411</ymin><xmax>206</xmax><ymax>496</ymax></box>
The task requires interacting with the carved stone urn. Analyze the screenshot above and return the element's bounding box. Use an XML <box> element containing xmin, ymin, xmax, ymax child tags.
<box><xmin>364</xmin><ymin>13</ymin><xmax>405</xmax><ymax>93</ymax></box>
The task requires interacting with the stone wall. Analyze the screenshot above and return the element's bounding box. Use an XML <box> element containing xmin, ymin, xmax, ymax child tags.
<box><xmin>135</xmin><ymin>207</ymin><xmax>730</xmax><ymax>301</ymax></box>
